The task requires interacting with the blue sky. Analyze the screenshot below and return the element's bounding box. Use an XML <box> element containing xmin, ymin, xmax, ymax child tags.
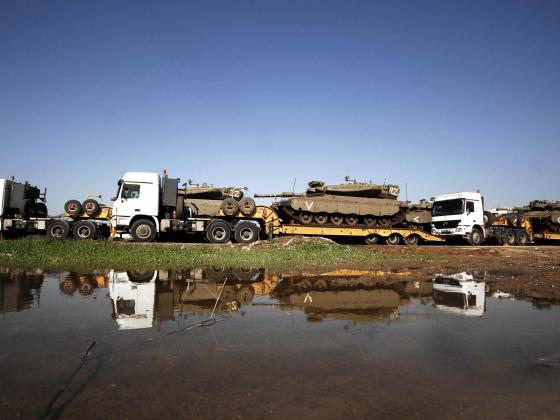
<box><xmin>1</xmin><ymin>0</ymin><xmax>559</xmax><ymax>212</ymax></box>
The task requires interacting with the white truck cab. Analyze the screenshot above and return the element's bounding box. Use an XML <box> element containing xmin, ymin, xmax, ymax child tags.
<box><xmin>431</xmin><ymin>192</ymin><xmax>486</xmax><ymax>245</ymax></box>
<box><xmin>432</xmin><ymin>272</ymin><xmax>486</xmax><ymax>317</ymax></box>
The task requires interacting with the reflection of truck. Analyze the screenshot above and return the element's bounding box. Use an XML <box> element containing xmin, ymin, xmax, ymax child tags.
<box><xmin>432</xmin><ymin>272</ymin><xmax>486</xmax><ymax>316</ymax></box>
<box><xmin>431</xmin><ymin>192</ymin><xmax>533</xmax><ymax>246</ymax></box>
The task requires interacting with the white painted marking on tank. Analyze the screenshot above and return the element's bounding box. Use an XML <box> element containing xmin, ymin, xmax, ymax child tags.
<box><xmin>414</xmin><ymin>216</ymin><xmax>420</xmax><ymax>223</ymax></box>
<box><xmin>304</xmin><ymin>293</ymin><xmax>313</xmax><ymax>303</ymax></box>
<box><xmin>305</xmin><ymin>201</ymin><xmax>314</xmax><ymax>210</ymax></box>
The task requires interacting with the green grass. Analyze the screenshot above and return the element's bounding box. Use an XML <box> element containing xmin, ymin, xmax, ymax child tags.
<box><xmin>0</xmin><ymin>237</ymin><xmax>404</xmax><ymax>271</ymax></box>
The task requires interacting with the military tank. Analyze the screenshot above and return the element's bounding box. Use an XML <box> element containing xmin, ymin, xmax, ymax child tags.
<box><xmin>514</xmin><ymin>200</ymin><xmax>560</xmax><ymax>232</ymax></box>
<box><xmin>255</xmin><ymin>178</ymin><xmax>431</xmax><ymax>229</ymax></box>
<box><xmin>178</xmin><ymin>182</ymin><xmax>256</xmax><ymax>217</ymax></box>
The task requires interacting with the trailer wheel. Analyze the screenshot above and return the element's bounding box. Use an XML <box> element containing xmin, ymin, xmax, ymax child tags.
<box><xmin>64</xmin><ymin>200</ymin><xmax>82</xmax><ymax>217</ymax></box>
<box><xmin>19</xmin><ymin>199</ymin><xmax>33</xmax><ymax>219</ymax></box>
<box><xmin>238</xmin><ymin>197</ymin><xmax>256</xmax><ymax>216</ymax></box>
<box><xmin>233</xmin><ymin>221</ymin><xmax>258</xmax><ymax>243</ymax></box>
<box><xmin>47</xmin><ymin>220</ymin><xmax>70</xmax><ymax>239</ymax></box>
<box><xmin>404</xmin><ymin>235</ymin><xmax>419</xmax><ymax>246</ymax></box>
<box><xmin>72</xmin><ymin>220</ymin><xmax>97</xmax><ymax>240</ymax></box>
<box><xmin>130</xmin><ymin>219</ymin><xmax>157</xmax><ymax>242</ymax></box>
<box><xmin>82</xmin><ymin>199</ymin><xmax>100</xmax><ymax>216</ymax></box>
<box><xmin>206</xmin><ymin>220</ymin><xmax>231</xmax><ymax>244</ymax></box>
<box><xmin>221</xmin><ymin>198</ymin><xmax>239</xmax><ymax>216</ymax></box>
<box><xmin>502</xmin><ymin>229</ymin><xmax>517</xmax><ymax>246</ymax></box>
<box><xmin>483</xmin><ymin>211</ymin><xmax>495</xmax><ymax>227</ymax></box>
<box><xmin>385</xmin><ymin>233</ymin><xmax>401</xmax><ymax>245</ymax></box>
<box><xmin>364</xmin><ymin>234</ymin><xmax>379</xmax><ymax>245</ymax></box>
<box><xmin>507</xmin><ymin>213</ymin><xmax>519</xmax><ymax>227</ymax></box>
<box><xmin>516</xmin><ymin>230</ymin><xmax>529</xmax><ymax>246</ymax></box>
<box><xmin>467</xmin><ymin>228</ymin><xmax>483</xmax><ymax>246</ymax></box>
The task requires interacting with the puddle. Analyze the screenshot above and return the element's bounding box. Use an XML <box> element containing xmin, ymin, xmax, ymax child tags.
<box><xmin>1</xmin><ymin>268</ymin><xmax>560</xmax><ymax>418</ymax></box>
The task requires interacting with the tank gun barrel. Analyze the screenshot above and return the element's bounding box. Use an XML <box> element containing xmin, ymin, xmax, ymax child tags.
<box><xmin>254</xmin><ymin>192</ymin><xmax>304</xmax><ymax>198</ymax></box>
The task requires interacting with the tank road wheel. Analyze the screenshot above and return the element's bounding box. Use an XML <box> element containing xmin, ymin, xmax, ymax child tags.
<box><xmin>391</xmin><ymin>212</ymin><xmax>405</xmax><ymax>225</ymax></box>
<box><xmin>72</xmin><ymin>220</ymin><xmax>97</xmax><ymax>240</ymax></box>
<box><xmin>345</xmin><ymin>215</ymin><xmax>359</xmax><ymax>226</ymax></box>
<box><xmin>233</xmin><ymin>221</ymin><xmax>259</xmax><ymax>244</ymax></box>
<box><xmin>82</xmin><ymin>199</ymin><xmax>100</xmax><ymax>216</ymax></box>
<box><xmin>130</xmin><ymin>219</ymin><xmax>157</xmax><ymax>242</ymax></box>
<box><xmin>502</xmin><ymin>230</ymin><xmax>517</xmax><ymax>246</ymax></box>
<box><xmin>238</xmin><ymin>197</ymin><xmax>256</xmax><ymax>216</ymax></box>
<box><xmin>64</xmin><ymin>200</ymin><xmax>82</xmax><ymax>217</ymax></box>
<box><xmin>364</xmin><ymin>216</ymin><xmax>377</xmax><ymax>227</ymax></box>
<box><xmin>378</xmin><ymin>217</ymin><xmax>391</xmax><ymax>228</ymax></box>
<box><xmin>364</xmin><ymin>234</ymin><xmax>380</xmax><ymax>245</ymax></box>
<box><xmin>385</xmin><ymin>233</ymin><xmax>401</xmax><ymax>246</ymax></box>
<box><xmin>47</xmin><ymin>220</ymin><xmax>70</xmax><ymax>239</ymax></box>
<box><xmin>206</xmin><ymin>220</ymin><xmax>231</xmax><ymax>244</ymax></box>
<box><xmin>221</xmin><ymin>198</ymin><xmax>239</xmax><ymax>216</ymax></box>
<box><xmin>330</xmin><ymin>214</ymin><xmax>343</xmax><ymax>225</ymax></box>
<box><xmin>467</xmin><ymin>228</ymin><xmax>483</xmax><ymax>246</ymax></box>
<box><xmin>404</xmin><ymin>235</ymin><xmax>419</xmax><ymax>246</ymax></box>
<box><xmin>300</xmin><ymin>213</ymin><xmax>313</xmax><ymax>224</ymax></box>
<box><xmin>314</xmin><ymin>214</ymin><xmax>328</xmax><ymax>225</ymax></box>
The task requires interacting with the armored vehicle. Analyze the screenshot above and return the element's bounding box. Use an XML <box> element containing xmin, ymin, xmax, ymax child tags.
<box><xmin>179</xmin><ymin>183</ymin><xmax>256</xmax><ymax>217</ymax></box>
<box><xmin>514</xmin><ymin>200</ymin><xmax>560</xmax><ymax>232</ymax></box>
<box><xmin>255</xmin><ymin>178</ymin><xmax>431</xmax><ymax>229</ymax></box>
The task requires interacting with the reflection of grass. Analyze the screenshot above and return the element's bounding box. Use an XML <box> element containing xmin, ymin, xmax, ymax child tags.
<box><xmin>0</xmin><ymin>237</ymin><xmax>427</xmax><ymax>271</ymax></box>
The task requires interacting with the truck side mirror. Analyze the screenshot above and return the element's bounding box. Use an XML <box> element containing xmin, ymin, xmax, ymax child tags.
<box><xmin>110</xmin><ymin>196</ymin><xmax>117</xmax><ymax>201</ymax></box>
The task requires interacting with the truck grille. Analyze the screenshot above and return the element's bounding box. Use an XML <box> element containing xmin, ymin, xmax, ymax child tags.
<box><xmin>433</xmin><ymin>220</ymin><xmax>460</xmax><ymax>229</ymax></box>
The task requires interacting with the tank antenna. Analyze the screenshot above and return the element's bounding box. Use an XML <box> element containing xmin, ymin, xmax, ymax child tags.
<box><xmin>405</xmin><ymin>183</ymin><xmax>408</xmax><ymax>202</ymax></box>
<box><xmin>292</xmin><ymin>178</ymin><xmax>297</xmax><ymax>195</ymax></box>
<box><xmin>383</xmin><ymin>164</ymin><xmax>391</xmax><ymax>186</ymax></box>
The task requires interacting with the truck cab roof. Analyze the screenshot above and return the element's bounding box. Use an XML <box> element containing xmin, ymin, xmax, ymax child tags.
<box><xmin>120</xmin><ymin>172</ymin><xmax>160</xmax><ymax>184</ymax></box>
<box><xmin>433</xmin><ymin>192</ymin><xmax>482</xmax><ymax>202</ymax></box>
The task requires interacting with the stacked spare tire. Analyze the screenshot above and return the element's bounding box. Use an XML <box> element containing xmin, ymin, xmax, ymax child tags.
<box><xmin>64</xmin><ymin>198</ymin><xmax>101</xmax><ymax>217</ymax></box>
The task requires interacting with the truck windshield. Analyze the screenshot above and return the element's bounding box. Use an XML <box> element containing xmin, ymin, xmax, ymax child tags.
<box><xmin>432</xmin><ymin>199</ymin><xmax>464</xmax><ymax>217</ymax></box>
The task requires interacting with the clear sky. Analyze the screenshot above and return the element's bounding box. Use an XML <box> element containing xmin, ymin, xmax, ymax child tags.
<box><xmin>1</xmin><ymin>0</ymin><xmax>559</xmax><ymax>213</ymax></box>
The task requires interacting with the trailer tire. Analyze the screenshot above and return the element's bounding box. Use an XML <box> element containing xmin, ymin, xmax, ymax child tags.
<box><xmin>82</xmin><ymin>199</ymin><xmax>100</xmax><ymax>216</ymax></box>
<box><xmin>467</xmin><ymin>228</ymin><xmax>483</xmax><ymax>246</ymax></box>
<box><xmin>19</xmin><ymin>199</ymin><xmax>33</xmax><ymax>219</ymax></box>
<box><xmin>507</xmin><ymin>213</ymin><xmax>519</xmax><ymax>227</ymax></box>
<box><xmin>221</xmin><ymin>198</ymin><xmax>239</xmax><ymax>216</ymax></box>
<box><xmin>130</xmin><ymin>219</ymin><xmax>157</xmax><ymax>242</ymax></box>
<box><xmin>364</xmin><ymin>234</ymin><xmax>379</xmax><ymax>245</ymax></box>
<box><xmin>516</xmin><ymin>230</ymin><xmax>529</xmax><ymax>246</ymax></box>
<box><xmin>404</xmin><ymin>235</ymin><xmax>419</xmax><ymax>246</ymax></box>
<box><xmin>483</xmin><ymin>211</ymin><xmax>495</xmax><ymax>227</ymax></box>
<box><xmin>47</xmin><ymin>220</ymin><xmax>70</xmax><ymax>239</ymax></box>
<box><xmin>64</xmin><ymin>200</ymin><xmax>82</xmax><ymax>217</ymax></box>
<box><xmin>238</xmin><ymin>197</ymin><xmax>256</xmax><ymax>216</ymax></box>
<box><xmin>385</xmin><ymin>233</ymin><xmax>401</xmax><ymax>246</ymax></box>
<box><xmin>206</xmin><ymin>220</ymin><xmax>231</xmax><ymax>244</ymax></box>
<box><xmin>502</xmin><ymin>229</ymin><xmax>517</xmax><ymax>246</ymax></box>
<box><xmin>233</xmin><ymin>221</ymin><xmax>258</xmax><ymax>243</ymax></box>
<box><xmin>72</xmin><ymin>220</ymin><xmax>97</xmax><ymax>240</ymax></box>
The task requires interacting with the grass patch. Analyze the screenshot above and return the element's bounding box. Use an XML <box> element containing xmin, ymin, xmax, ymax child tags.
<box><xmin>0</xmin><ymin>237</ymin><xmax>403</xmax><ymax>271</ymax></box>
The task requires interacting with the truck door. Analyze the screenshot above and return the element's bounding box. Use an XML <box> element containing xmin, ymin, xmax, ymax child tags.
<box><xmin>113</xmin><ymin>183</ymin><xmax>142</xmax><ymax>227</ymax></box>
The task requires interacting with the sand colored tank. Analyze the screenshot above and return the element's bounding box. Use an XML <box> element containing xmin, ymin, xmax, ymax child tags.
<box><xmin>514</xmin><ymin>200</ymin><xmax>560</xmax><ymax>232</ymax></box>
<box><xmin>178</xmin><ymin>183</ymin><xmax>256</xmax><ymax>217</ymax></box>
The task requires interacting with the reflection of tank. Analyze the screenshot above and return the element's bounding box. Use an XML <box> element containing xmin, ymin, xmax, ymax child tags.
<box><xmin>178</xmin><ymin>182</ymin><xmax>256</xmax><ymax>217</ymax></box>
<box><xmin>255</xmin><ymin>178</ymin><xmax>431</xmax><ymax>228</ymax></box>
<box><xmin>0</xmin><ymin>271</ymin><xmax>44</xmax><ymax>313</ymax></box>
<box><xmin>432</xmin><ymin>273</ymin><xmax>486</xmax><ymax>317</ymax></box>
<box><xmin>514</xmin><ymin>200</ymin><xmax>560</xmax><ymax>232</ymax></box>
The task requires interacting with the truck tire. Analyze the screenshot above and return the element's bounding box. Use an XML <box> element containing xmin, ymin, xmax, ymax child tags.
<box><xmin>221</xmin><ymin>198</ymin><xmax>239</xmax><ymax>216</ymax></box>
<box><xmin>64</xmin><ymin>200</ymin><xmax>82</xmax><ymax>217</ymax></box>
<box><xmin>233</xmin><ymin>221</ymin><xmax>259</xmax><ymax>243</ymax></box>
<box><xmin>507</xmin><ymin>213</ymin><xmax>519</xmax><ymax>227</ymax></box>
<box><xmin>33</xmin><ymin>202</ymin><xmax>48</xmax><ymax>218</ymax></box>
<box><xmin>502</xmin><ymin>229</ymin><xmax>517</xmax><ymax>246</ymax></box>
<box><xmin>404</xmin><ymin>235</ymin><xmax>419</xmax><ymax>246</ymax></box>
<box><xmin>47</xmin><ymin>220</ymin><xmax>70</xmax><ymax>239</ymax></box>
<box><xmin>238</xmin><ymin>197</ymin><xmax>256</xmax><ymax>216</ymax></box>
<box><xmin>82</xmin><ymin>199</ymin><xmax>100</xmax><ymax>216</ymax></box>
<box><xmin>206</xmin><ymin>220</ymin><xmax>231</xmax><ymax>244</ymax></box>
<box><xmin>19</xmin><ymin>199</ymin><xmax>33</xmax><ymax>219</ymax></box>
<box><xmin>483</xmin><ymin>211</ymin><xmax>495</xmax><ymax>227</ymax></box>
<box><xmin>385</xmin><ymin>233</ymin><xmax>401</xmax><ymax>245</ymax></box>
<box><xmin>516</xmin><ymin>230</ymin><xmax>529</xmax><ymax>246</ymax></box>
<box><xmin>130</xmin><ymin>219</ymin><xmax>157</xmax><ymax>242</ymax></box>
<box><xmin>364</xmin><ymin>234</ymin><xmax>379</xmax><ymax>245</ymax></box>
<box><xmin>467</xmin><ymin>228</ymin><xmax>483</xmax><ymax>246</ymax></box>
<box><xmin>72</xmin><ymin>220</ymin><xmax>97</xmax><ymax>240</ymax></box>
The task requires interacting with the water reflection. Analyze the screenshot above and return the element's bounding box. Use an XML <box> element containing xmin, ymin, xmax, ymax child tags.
<box><xmin>0</xmin><ymin>271</ymin><xmax>43</xmax><ymax>313</ymax></box>
<box><xmin>432</xmin><ymin>272</ymin><xmax>487</xmax><ymax>317</ymax></box>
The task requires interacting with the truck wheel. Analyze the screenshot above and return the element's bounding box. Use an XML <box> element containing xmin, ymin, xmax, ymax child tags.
<box><xmin>502</xmin><ymin>230</ymin><xmax>517</xmax><ymax>246</ymax></box>
<box><xmin>364</xmin><ymin>234</ymin><xmax>379</xmax><ymax>245</ymax></box>
<box><xmin>19</xmin><ymin>199</ymin><xmax>33</xmax><ymax>219</ymax></box>
<box><xmin>47</xmin><ymin>220</ymin><xmax>70</xmax><ymax>239</ymax></box>
<box><xmin>238</xmin><ymin>197</ymin><xmax>256</xmax><ymax>216</ymax></box>
<box><xmin>234</xmin><ymin>221</ymin><xmax>259</xmax><ymax>243</ymax></box>
<box><xmin>516</xmin><ymin>230</ymin><xmax>529</xmax><ymax>246</ymax></box>
<box><xmin>82</xmin><ymin>199</ymin><xmax>100</xmax><ymax>216</ymax></box>
<box><xmin>483</xmin><ymin>211</ymin><xmax>495</xmax><ymax>227</ymax></box>
<box><xmin>206</xmin><ymin>220</ymin><xmax>231</xmax><ymax>244</ymax></box>
<box><xmin>385</xmin><ymin>233</ymin><xmax>401</xmax><ymax>245</ymax></box>
<box><xmin>33</xmin><ymin>202</ymin><xmax>48</xmax><ymax>218</ymax></box>
<box><xmin>404</xmin><ymin>235</ymin><xmax>419</xmax><ymax>246</ymax></box>
<box><xmin>130</xmin><ymin>219</ymin><xmax>157</xmax><ymax>242</ymax></box>
<box><xmin>467</xmin><ymin>228</ymin><xmax>483</xmax><ymax>246</ymax></box>
<box><xmin>72</xmin><ymin>220</ymin><xmax>97</xmax><ymax>240</ymax></box>
<box><xmin>221</xmin><ymin>198</ymin><xmax>239</xmax><ymax>216</ymax></box>
<box><xmin>64</xmin><ymin>200</ymin><xmax>82</xmax><ymax>217</ymax></box>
